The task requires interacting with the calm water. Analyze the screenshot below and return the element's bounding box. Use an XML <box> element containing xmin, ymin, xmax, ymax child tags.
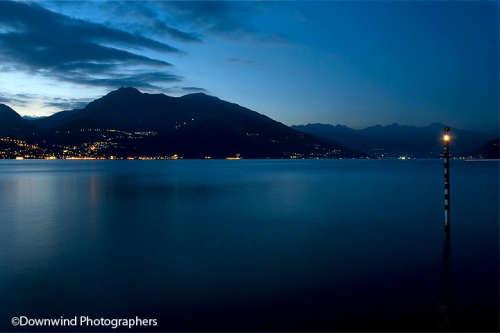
<box><xmin>0</xmin><ymin>160</ymin><xmax>498</xmax><ymax>331</ymax></box>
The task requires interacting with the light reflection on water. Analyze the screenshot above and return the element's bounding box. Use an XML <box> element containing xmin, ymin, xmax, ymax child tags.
<box><xmin>0</xmin><ymin>160</ymin><xmax>497</xmax><ymax>331</ymax></box>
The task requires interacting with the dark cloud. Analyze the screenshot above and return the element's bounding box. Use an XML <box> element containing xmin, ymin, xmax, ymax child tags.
<box><xmin>160</xmin><ymin>1</ymin><xmax>244</xmax><ymax>34</ymax></box>
<box><xmin>155</xmin><ymin>1</ymin><xmax>290</xmax><ymax>43</ymax></box>
<box><xmin>118</xmin><ymin>2</ymin><xmax>203</xmax><ymax>42</ymax></box>
<box><xmin>153</xmin><ymin>21</ymin><xmax>202</xmax><ymax>43</ymax></box>
<box><xmin>63</xmin><ymin>72</ymin><xmax>182</xmax><ymax>90</ymax></box>
<box><xmin>0</xmin><ymin>93</ymin><xmax>37</xmax><ymax>107</ymax></box>
<box><xmin>48</xmin><ymin>1</ymin><xmax>203</xmax><ymax>43</ymax></box>
<box><xmin>0</xmin><ymin>92</ymin><xmax>91</xmax><ymax>111</ymax></box>
<box><xmin>43</xmin><ymin>97</ymin><xmax>92</xmax><ymax>110</ymax></box>
<box><xmin>46</xmin><ymin>1</ymin><xmax>286</xmax><ymax>43</ymax></box>
<box><xmin>0</xmin><ymin>96</ymin><xmax>12</xmax><ymax>106</ymax></box>
<box><xmin>181</xmin><ymin>87</ymin><xmax>207</xmax><ymax>93</ymax></box>
<box><xmin>0</xmin><ymin>1</ymin><xmax>181</xmax><ymax>90</ymax></box>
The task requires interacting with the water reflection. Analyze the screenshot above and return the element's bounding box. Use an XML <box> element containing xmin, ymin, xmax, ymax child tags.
<box><xmin>0</xmin><ymin>160</ymin><xmax>497</xmax><ymax>332</ymax></box>
<box><xmin>438</xmin><ymin>232</ymin><xmax>451</xmax><ymax>329</ymax></box>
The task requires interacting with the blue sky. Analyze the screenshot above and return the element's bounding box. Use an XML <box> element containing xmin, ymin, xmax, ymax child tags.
<box><xmin>0</xmin><ymin>1</ymin><xmax>497</xmax><ymax>130</ymax></box>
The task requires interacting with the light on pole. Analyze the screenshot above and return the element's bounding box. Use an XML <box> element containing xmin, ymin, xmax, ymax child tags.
<box><xmin>443</xmin><ymin>127</ymin><xmax>451</xmax><ymax>233</ymax></box>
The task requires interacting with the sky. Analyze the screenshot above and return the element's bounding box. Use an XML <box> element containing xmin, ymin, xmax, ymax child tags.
<box><xmin>0</xmin><ymin>1</ymin><xmax>498</xmax><ymax>130</ymax></box>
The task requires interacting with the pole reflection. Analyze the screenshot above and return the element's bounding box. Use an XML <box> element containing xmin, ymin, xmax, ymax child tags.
<box><xmin>437</xmin><ymin>231</ymin><xmax>452</xmax><ymax>329</ymax></box>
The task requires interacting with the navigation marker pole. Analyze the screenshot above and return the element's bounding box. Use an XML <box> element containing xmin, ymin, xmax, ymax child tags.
<box><xmin>443</xmin><ymin>127</ymin><xmax>451</xmax><ymax>234</ymax></box>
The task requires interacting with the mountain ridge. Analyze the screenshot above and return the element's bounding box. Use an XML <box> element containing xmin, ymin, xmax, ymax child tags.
<box><xmin>0</xmin><ymin>103</ymin><xmax>26</xmax><ymax>133</ymax></box>
<box><xmin>0</xmin><ymin>88</ymin><xmax>352</xmax><ymax>158</ymax></box>
<box><xmin>293</xmin><ymin>123</ymin><xmax>497</xmax><ymax>158</ymax></box>
<box><xmin>0</xmin><ymin>89</ymin><xmax>496</xmax><ymax>159</ymax></box>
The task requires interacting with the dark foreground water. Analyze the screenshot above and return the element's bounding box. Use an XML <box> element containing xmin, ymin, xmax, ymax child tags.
<box><xmin>0</xmin><ymin>160</ymin><xmax>498</xmax><ymax>332</ymax></box>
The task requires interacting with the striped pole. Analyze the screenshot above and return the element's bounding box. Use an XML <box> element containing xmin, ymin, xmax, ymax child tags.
<box><xmin>443</xmin><ymin>127</ymin><xmax>451</xmax><ymax>233</ymax></box>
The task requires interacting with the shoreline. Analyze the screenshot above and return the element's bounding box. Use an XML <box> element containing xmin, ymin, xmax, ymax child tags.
<box><xmin>0</xmin><ymin>157</ymin><xmax>498</xmax><ymax>161</ymax></box>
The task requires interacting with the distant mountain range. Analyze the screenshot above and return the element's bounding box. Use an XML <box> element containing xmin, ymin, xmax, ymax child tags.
<box><xmin>0</xmin><ymin>88</ymin><xmax>496</xmax><ymax>159</ymax></box>
<box><xmin>293</xmin><ymin>123</ymin><xmax>499</xmax><ymax>158</ymax></box>
<box><xmin>475</xmin><ymin>138</ymin><xmax>499</xmax><ymax>159</ymax></box>
<box><xmin>0</xmin><ymin>88</ymin><xmax>351</xmax><ymax>158</ymax></box>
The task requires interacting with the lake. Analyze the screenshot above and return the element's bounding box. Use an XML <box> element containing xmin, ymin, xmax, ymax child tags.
<box><xmin>0</xmin><ymin>160</ymin><xmax>497</xmax><ymax>331</ymax></box>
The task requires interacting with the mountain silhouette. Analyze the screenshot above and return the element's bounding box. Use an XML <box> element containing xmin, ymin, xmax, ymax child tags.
<box><xmin>17</xmin><ymin>88</ymin><xmax>352</xmax><ymax>158</ymax></box>
<box><xmin>2</xmin><ymin>89</ymin><xmax>495</xmax><ymax>159</ymax></box>
<box><xmin>293</xmin><ymin>123</ymin><xmax>496</xmax><ymax>157</ymax></box>
<box><xmin>473</xmin><ymin>138</ymin><xmax>499</xmax><ymax>159</ymax></box>
<box><xmin>0</xmin><ymin>103</ymin><xmax>25</xmax><ymax>133</ymax></box>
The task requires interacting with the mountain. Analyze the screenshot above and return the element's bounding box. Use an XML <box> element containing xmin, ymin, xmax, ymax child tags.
<box><xmin>0</xmin><ymin>103</ymin><xmax>25</xmax><ymax>134</ymax></box>
<box><xmin>6</xmin><ymin>88</ymin><xmax>492</xmax><ymax>159</ymax></box>
<box><xmin>22</xmin><ymin>88</ymin><xmax>353</xmax><ymax>158</ymax></box>
<box><xmin>293</xmin><ymin>123</ymin><xmax>496</xmax><ymax>158</ymax></box>
<box><xmin>473</xmin><ymin>138</ymin><xmax>499</xmax><ymax>159</ymax></box>
<box><xmin>22</xmin><ymin>115</ymin><xmax>47</xmax><ymax>120</ymax></box>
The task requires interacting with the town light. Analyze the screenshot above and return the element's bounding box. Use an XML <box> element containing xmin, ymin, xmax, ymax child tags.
<box><xmin>443</xmin><ymin>134</ymin><xmax>451</xmax><ymax>143</ymax></box>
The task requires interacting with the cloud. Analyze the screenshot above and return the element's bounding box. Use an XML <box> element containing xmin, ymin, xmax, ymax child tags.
<box><xmin>46</xmin><ymin>1</ymin><xmax>203</xmax><ymax>43</ymax></box>
<box><xmin>155</xmin><ymin>1</ymin><xmax>290</xmax><ymax>43</ymax></box>
<box><xmin>47</xmin><ymin>1</ymin><xmax>286</xmax><ymax>44</ymax></box>
<box><xmin>160</xmin><ymin>1</ymin><xmax>244</xmax><ymax>34</ymax></box>
<box><xmin>0</xmin><ymin>1</ymin><xmax>181</xmax><ymax>91</ymax></box>
<box><xmin>181</xmin><ymin>87</ymin><xmax>207</xmax><ymax>93</ymax></box>
<box><xmin>116</xmin><ymin>2</ymin><xmax>203</xmax><ymax>42</ymax></box>
<box><xmin>62</xmin><ymin>72</ymin><xmax>182</xmax><ymax>90</ymax></box>
<box><xmin>0</xmin><ymin>93</ymin><xmax>37</xmax><ymax>107</ymax></box>
<box><xmin>153</xmin><ymin>21</ymin><xmax>203</xmax><ymax>43</ymax></box>
<box><xmin>0</xmin><ymin>92</ymin><xmax>92</xmax><ymax>111</ymax></box>
<box><xmin>42</xmin><ymin>97</ymin><xmax>92</xmax><ymax>110</ymax></box>
<box><xmin>0</xmin><ymin>95</ymin><xmax>13</xmax><ymax>106</ymax></box>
